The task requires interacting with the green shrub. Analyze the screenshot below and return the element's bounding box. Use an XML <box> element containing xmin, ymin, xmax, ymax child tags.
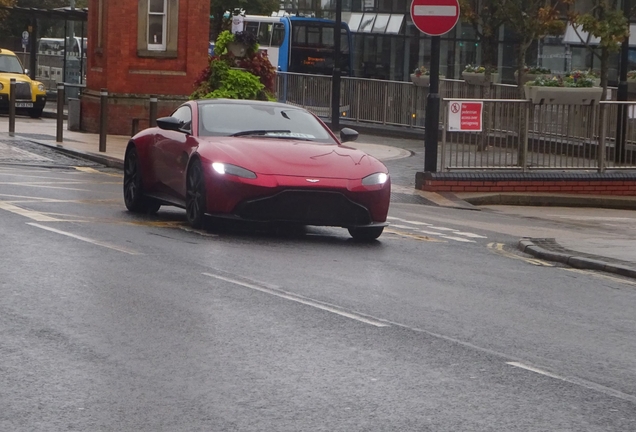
<box><xmin>206</xmin><ymin>68</ymin><xmax>264</xmax><ymax>100</ymax></box>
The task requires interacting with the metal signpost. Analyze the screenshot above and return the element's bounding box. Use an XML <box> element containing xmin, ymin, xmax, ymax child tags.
<box><xmin>410</xmin><ymin>0</ymin><xmax>460</xmax><ymax>172</ymax></box>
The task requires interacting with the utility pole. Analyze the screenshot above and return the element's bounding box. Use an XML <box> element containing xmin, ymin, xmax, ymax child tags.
<box><xmin>330</xmin><ymin>0</ymin><xmax>342</xmax><ymax>132</ymax></box>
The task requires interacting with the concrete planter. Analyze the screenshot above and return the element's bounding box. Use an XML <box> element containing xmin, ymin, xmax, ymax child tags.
<box><xmin>410</xmin><ymin>74</ymin><xmax>430</xmax><ymax>87</ymax></box>
<box><xmin>462</xmin><ymin>72</ymin><xmax>498</xmax><ymax>86</ymax></box>
<box><xmin>524</xmin><ymin>85</ymin><xmax>603</xmax><ymax>105</ymax></box>
<box><xmin>628</xmin><ymin>79</ymin><xmax>636</xmax><ymax>94</ymax></box>
<box><xmin>227</xmin><ymin>41</ymin><xmax>248</xmax><ymax>58</ymax></box>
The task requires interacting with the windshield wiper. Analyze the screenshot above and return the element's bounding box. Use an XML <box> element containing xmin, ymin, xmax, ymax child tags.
<box><xmin>230</xmin><ymin>129</ymin><xmax>291</xmax><ymax>137</ymax></box>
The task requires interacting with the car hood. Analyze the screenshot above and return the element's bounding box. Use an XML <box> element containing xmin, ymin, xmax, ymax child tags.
<box><xmin>198</xmin><ymin>137</ymin><xmax>386</xmax><ymax>179</ymax></box>
<box><xmin>0</xmin><ymin>73</ymin><xmax>32</xmax><ymax>83</ymax></box>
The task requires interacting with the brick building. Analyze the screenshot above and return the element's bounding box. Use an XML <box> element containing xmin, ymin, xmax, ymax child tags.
<box><xmin>82</xmin><ymin>0</ymin><xmax>210</xmax><ymax>135</ymax></box>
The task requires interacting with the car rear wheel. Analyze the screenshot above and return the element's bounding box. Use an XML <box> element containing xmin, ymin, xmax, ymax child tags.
<box><xmin>186</xmin><ymin>159</ymin><xmax>207</xmax><ymax>229</ymax></box>
<box><xmin>348</xmin><ymin>226</ymin><xmax>384</xmax><ymax>241</ymax></box>
<box><xmin>123</xmin><ymin>146</ymin><xmax>160</xmax><ymax>214</ymax></box>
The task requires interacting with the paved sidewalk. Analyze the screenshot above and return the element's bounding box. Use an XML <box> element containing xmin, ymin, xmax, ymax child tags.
<box><xmin>1</xmin><ymin>114</ymin><xmax>635</xmax><ymax>279</ymax></box>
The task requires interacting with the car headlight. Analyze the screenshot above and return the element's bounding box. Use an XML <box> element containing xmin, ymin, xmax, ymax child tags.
<box><xmin>37</xmin><ymin>84</ymin><xmax>45</xmax><ymax>92</ymax></box>
<box><xmin>0</xmin><ymin>83</ymin><xmax>4</xmax><ymax>91</ymax></box>
<box><xmin>212</xmin><ymin>162</ymin><xmax>257</xmax><ymax>179</ymax></box>
<box><xmin>362</xmin><ymin>172</ymin><xmax>389</xmax><ymax>186</ymax></box>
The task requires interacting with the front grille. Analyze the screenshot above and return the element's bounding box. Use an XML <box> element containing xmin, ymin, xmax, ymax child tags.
<box><xmin>236</xmin><ymin>190</ymin><xmax>372</xmax><ymax>227</ymax></box>
<box><xmin>14</xmin><ymin>82</ymin><xmax>32</xmax><ymax>100</ymax></box>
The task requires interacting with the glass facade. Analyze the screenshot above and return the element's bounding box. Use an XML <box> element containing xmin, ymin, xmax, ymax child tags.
<box><xmin>277</xmin><ymin>1</ymin><xmax>624</xmax><ymax>84</ymax></box>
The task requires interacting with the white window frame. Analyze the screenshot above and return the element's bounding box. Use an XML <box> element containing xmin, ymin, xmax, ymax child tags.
<box><xmin>147</xmin><ymin>0</ymin><xmax>167</xmax><ymax>51</ymax></box>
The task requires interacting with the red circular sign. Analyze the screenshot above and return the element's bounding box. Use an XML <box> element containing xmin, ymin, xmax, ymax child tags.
<box><xmin>410</xmin><ymin>0</ymin><xmax>460</xmax><ymax>36</ymax></box>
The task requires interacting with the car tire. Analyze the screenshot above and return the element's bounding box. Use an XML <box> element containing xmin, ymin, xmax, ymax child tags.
<box><xmin>348</xmin><ymin>226</ymin><xmax>384</xmax><ymax>241</ymax></box>
<box><xmin>123</xmin><ymin>146</ymin><xmax>161</xmax><ymax>214</ymax></box>
<box><xmin>186</xmin><ymin>159</ymin><xmax>207</xmax><ymax>229</ymax></box>
<box><xmin>28</xmin><ymin>107</ymin><xmax>43</xmax><ymax>118</ymax></box>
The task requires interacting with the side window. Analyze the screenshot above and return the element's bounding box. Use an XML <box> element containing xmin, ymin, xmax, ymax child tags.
<box><xmin>271</xmin><ymin>23</ymin><xmax>285</xmax><ymax>47</ymax></box>
<box><xmin>137</xmin><ymin>0</ymin><xmax>179</xmax><ymax>58</ymax></box>
<box><xmin>258</xmin><ymin>23</ymin><xmax>272</xmax><ymax>46</ymax></box>
<box><xmin>172</xmin><ymin>106</ymin><xmax>192</xmax><ymax>131</ymax></box>
<box><xmin>245</xmin><ymin>22</ymin><xmax>259</xmax><ymax>37</ymax></box>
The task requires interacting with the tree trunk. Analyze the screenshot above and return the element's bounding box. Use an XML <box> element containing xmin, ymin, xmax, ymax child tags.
<box><xmin>211</xmin><ymin>6</ymin><xmax>225</xmax><ymax>42</ymax></box>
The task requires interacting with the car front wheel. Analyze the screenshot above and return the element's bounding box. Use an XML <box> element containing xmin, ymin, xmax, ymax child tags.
<box><xmin>123</xmin><ymin>146</ymin><xmax>160</xmax><ymax>214</ymax></box>
<box><xmin>186</xmin><ymin>159</ymin><xmax>207</xmax><ymax>229</ymax></box>
<box><xmin>348</xmin><ymin>226</ymin><xmax>384</xmax><ymax>241</ymax></box>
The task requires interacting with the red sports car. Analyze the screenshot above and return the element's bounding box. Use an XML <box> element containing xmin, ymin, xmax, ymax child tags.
<box><xmin>123</xmin><ymin>99</ymin><xmax>391</xmax><ymax>240</ymax></box>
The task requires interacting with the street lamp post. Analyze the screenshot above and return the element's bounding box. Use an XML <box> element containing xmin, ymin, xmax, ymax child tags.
<box><xmin>330</xmin><ymin>0</ymin><xmax>342</xmax><ymax>132</ymax></box>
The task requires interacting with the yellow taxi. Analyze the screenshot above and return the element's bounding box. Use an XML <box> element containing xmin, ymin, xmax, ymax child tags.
<box><xmin>0</xmin><ymin>48</ymin><xmax>47</xmax><ymax>118</ymax></box>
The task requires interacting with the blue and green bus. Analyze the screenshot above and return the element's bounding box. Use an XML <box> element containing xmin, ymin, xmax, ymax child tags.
<box><xmin>210</xmin><ymin>15</ymin><xmax>354</xmax><ymax>77</ymax></box>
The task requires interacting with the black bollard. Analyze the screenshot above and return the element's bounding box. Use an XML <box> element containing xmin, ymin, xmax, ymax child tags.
<box><xmin>99</xmin><ymin>88</ymin><xmax>108</xmax><ymax>152</ymax></box>
<box><xmin>56</xmin><ymin>83</ymin><xmax>65</xmax><ymax>142</ymax></box>
<box><xmin>9</xmin><ymin>78</ymin><xmax>16</xmax><ymax>136</ymax></box>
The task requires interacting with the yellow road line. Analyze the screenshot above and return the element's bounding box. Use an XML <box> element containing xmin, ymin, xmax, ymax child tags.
<box><xmin>560</xmin><ymin>268</ymin><xmax>636</xmax><ymax>287</ymax></box>
<box><xmin>74</xmin><ymin>166</ymin><xmax>123</xmax><ymax>178</ymax></box>
<box><xmin>487</xmin><ymin>242</ymin><xmax>555</xmax><ymax>267</ymax></box>
<box><xmin>0</xmin><ymin>201</ymin><xmax>64</xmax><ymax>222</ymax></box>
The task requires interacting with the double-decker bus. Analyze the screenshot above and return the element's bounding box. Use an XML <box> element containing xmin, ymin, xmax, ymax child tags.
<box><xmin>210</xmin><ymin>15</ymin><xmax>354</xmax><ymax>76</ymax></box>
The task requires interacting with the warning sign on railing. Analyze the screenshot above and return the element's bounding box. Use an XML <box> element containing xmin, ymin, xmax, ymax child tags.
<box><xmin>447</xmin><ymin>101</ymin><xmax>483</xmax><ymax>132</ymax></box>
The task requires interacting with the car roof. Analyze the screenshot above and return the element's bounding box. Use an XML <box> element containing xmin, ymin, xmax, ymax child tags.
<box><xmin>0</xmin><ymin>48</ymin><xmax>17</xmax><ymax>56</ymax></box>
<box><xmin>196</xmin><ymin>99</ymin><xmax>305</xmax><ymax>111</ymax></box>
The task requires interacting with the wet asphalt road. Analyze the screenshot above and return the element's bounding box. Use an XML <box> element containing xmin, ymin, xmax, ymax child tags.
<box><xmin>1</xmin><ymin>142</ymin><xmax>636</xmax><ymax>431</ymax></box>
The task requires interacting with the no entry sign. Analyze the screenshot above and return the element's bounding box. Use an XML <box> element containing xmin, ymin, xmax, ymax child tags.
<box><xmin>410</xmin><ymin>0</ymin><xmax>460</xmax><ymax>36</ymax></box>
<box><xmin>448</xmin><ymin>101</ymin><xmax>483</xmax><ymax>132</ymax></box>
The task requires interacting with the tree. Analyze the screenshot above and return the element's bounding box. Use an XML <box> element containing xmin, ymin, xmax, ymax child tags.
<box><xmin>210</xmin><ymin>0</ymin><xmax>279</xmax><ymax>40</ymax></box>
<box><xmin>568</xmin><ymin>0</ymin><xmax>629</xmax><ymax>100</ymax></box>
<box><xmin>459</xmin><ymin>0</ymin><xmax>506</xmax><ymax>89</ymax></box>
<box><xmin>502</xmin><ymin>0</ymin><xmax>566</xmax><ymax>95</ymax></box>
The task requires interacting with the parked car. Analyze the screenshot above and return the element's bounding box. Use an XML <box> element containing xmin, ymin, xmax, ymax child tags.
<box><xmin>123</xmin><ymin>99</ymin><xmax>391</xmax><ymax>240</ymax></box>
<box><xmin>0</xmin><ymin>48</ymin><xmax>47</xmax><ymax>118</ymax></box>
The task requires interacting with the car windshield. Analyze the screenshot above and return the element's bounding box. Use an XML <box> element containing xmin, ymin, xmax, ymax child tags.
<box><xmin>198</xmin><ymin>103</ymin><xmax>336</xmax><ymax>144</ymax></box>
<box><xmin>0</xmin><ymin>54</ymin><xmax>24</xmax><ymax>74</ymax></box>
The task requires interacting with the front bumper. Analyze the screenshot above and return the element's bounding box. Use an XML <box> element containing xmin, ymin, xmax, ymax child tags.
<box><xmin>0</xmin><ymin>94</ymin><xmax>46</xmax><ymax>110</ymax></box>
<box><xmin>204</xmin><ymin>171</ymin><xmax>391</xmax><ymax>228</ymax></box>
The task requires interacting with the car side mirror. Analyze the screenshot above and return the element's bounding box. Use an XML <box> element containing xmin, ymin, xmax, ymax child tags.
<box><xmin>156</xmin><ymin>116</ymin><xmax>184</xmax><ymax>132</ymax></box>
<box><xmin>24</xmin><ymin>69</ymin><xmax>29</xmax><ymax>75</ymax></box>
<box><xmin>340</xmin><ymin>127</ymin><xmax>358</xmax><ymax>143</ymax></box>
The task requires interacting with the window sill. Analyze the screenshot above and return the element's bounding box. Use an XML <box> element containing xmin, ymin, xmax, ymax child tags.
<box><xmin>137</xmin><ymin>49</ymin><xmax>178</xmax><ymax>59</ymax></box>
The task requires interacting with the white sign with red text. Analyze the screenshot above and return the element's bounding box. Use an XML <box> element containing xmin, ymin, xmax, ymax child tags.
<box><xmin>447</xmin><ymin>101</ymin><xmax>483</xmax><ymax>132</ymax></box>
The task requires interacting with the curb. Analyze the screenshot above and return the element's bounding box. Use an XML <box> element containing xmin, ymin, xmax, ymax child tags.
<box><xmin>518</xmin><ymin>238</ymin><xmax>636</xmax><ymax>279</ymax></box>
<box><xmin>461</xmin><ymin>193</ymin><xmax>636</xmax><ymax>211</ymax></box>
<box><xmin>8</xmin><ymin>134</ymin><xmax>124</xmax><ymax>170</ymax></box>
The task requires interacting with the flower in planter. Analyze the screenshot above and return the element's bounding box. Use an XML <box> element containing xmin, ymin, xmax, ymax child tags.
<box><xmin>627</xmin><ymin>70</ymin><xmax>636</xmax><ymax>80</ymax></box>
<box><xmin>563</xmin><ymin>70</ymin><xmax>595</xmax><ymax>88</ymax></box>
<box><xmin>463</xmin><ymin>64</ymin><xmax>486</xmax><ymax>73</ymax></box>
<box><xmin>413</xmin><ymin>66</ymin><xmax>429</xmax><ymax>77</ymax></box>
<box><xmin>523</xmin><ymin>65</ymin><xmax>551</xmax><ymax>74</ymax></box>
<box><xmin>527</xmin><ymin>75</ymin><xmax>564</xmax><ymax>87</ymax></box>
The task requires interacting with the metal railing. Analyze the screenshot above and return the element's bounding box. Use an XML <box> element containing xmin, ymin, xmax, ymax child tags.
<box><xmin>275</xmin><ymin>72</ymin><xmax>519</xmax><ymax>129</ymax></box>
<box><xmin>274</xmin><ymin>72</ymin><xmax>635</xmax><ymax>171</ymax></box>
<box><xmin>440</xmin><ymin>99</ymin><xmax>636</xmax><ymax>171</ymax></box>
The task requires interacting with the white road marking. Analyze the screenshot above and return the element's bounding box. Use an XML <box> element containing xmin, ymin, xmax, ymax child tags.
<box><xmin>388</xmin><ymin>216</ymin><xmax>431</xmax><ymax>226</ymax></box>
<box><xmin>506</xmin><ymin>362</ymin><xmax>636</xmax><ymax>403</ymax></box>
<box><xmin>0</xmin><ymin>201</ymin><xmax>62</xmax><ymax>222</ymax></box>
<box><xmin>506</xmin><ymin>362</ymin><xmax>563</xmax><ymax>379</ymax></box>
<box><xmin>0</xmin><ymin>182</ymin><xmax>94</xmax><ymax>192</ymax></box>
<box><xmin>203</xmin><ymin>273</ymin><xmax>390</xmax><ymax>327</ymax></box>
<box><xmin>413</xmin><ymin>5</ymin><xmax>457</xmax><ymax>16</ymax></box>
<box><xmin>27</xmin><ymin>223</ymin><xmax>142</xmax><ymax>255</ymax></box>
<box><xmin>387</xmin><ymin>216</ymin><xmax>485</xmax><ymax>242</ymax></box>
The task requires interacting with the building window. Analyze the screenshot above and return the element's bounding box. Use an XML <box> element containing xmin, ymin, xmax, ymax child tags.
<box><xmin>148</xmin><ymin>0</ymin><xmax>167</xmax><ymax>50</ymax></box>
<box><xmin>137</xmin><ymin>0</ymin><xmax>179</xmax><ymax>58</ymax></box>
